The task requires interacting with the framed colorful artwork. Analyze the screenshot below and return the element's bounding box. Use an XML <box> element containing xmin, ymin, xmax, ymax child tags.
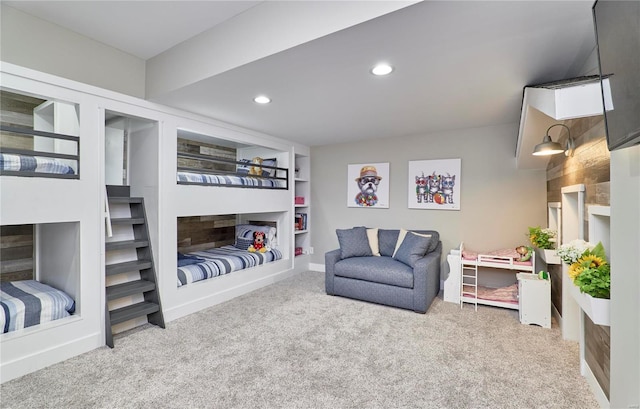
<box><xmin>408</xmin><ymin>158</ymin><xmax>461</xmax><ymax>210</ymax></box>
<box><xmin>347</xmin><ymin>162</ymin><xmax>390</xmax><ymax>208</ymax></box>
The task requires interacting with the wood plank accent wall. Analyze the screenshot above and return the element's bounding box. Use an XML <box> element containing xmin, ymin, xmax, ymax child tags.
<box><xmin>0</xmin><ymin>91</ymin><xmax>44</xmax><ymax>150</ymax></box>
<box><xmin>585</xmin><ymin>313</ymin><xmax>611</xmax><ymax>399</ymax></box>
<box><xmin>177</xmin><ymin>138</ymin><xmax>236</xmax><ymax>173</ymax></box>
<box><xmin>545</xmin><ymin>115</ymin><xmax>610</xmax><ymax>398</ymax></box>
<box><xmin>0</xmin><ymin>224</ymin><xmax>34</xmax><ymax>282</ymax></box>
<box><xmin>177</xmin><ymin>214</ymin><xmax>237</xmax><ymax>254</ymax></box>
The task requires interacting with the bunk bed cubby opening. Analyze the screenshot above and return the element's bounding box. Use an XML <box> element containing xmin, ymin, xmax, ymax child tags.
<box><xmin>1</xmin><ymin>90</ymin><xmax>80</xmax><ymax>178</ymax></box>
<box><xmin>176</xmin><ymin>211</ymin><xmax>289</xmax><ymax>288</ymax></box>
<box><xmin>176</xmin><ymin>129</ymin><xmax>289</xmax><ymax>189</ymax></box>
<box><xmin>1</xmin><ymin>221</ymin><xmax>80</xmax><ymax>336</ymax></box>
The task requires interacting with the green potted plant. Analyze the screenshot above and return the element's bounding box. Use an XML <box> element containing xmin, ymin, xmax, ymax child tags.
<box><xmin>527</xmin><ymin>226</ymin><xmax>559</xmax><ymax>264</ymax></box>
<box><xmin>557</xmin><ymin>240</ymin><xmax>610</xmax><ymax>325</ymax></box>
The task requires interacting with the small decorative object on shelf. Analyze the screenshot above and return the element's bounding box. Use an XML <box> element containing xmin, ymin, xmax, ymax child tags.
<box><xmin>295</xmin><ymin>196</ymin><xmax>305</xmax><ymax>205</ymax></box>
<box><xmin>558</xmin><ymin>239</ymin><xmax>610</xmax><ymax>325</ymax></box>
<box><xmin>294</xmin><ymin>213</ymin><xmax>307</xmax><ymax>231</ymax></box>
<box><xmin>295</xmin><ymin>247</ymin><xmax>303</xmax><ymax>256</ymax></box>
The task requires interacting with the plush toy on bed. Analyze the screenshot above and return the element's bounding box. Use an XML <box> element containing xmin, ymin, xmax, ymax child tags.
<box><xmin>248</xmin><ymin>157</ymin><xmax>263</xmax><ymax>176</ymax></box>
<box><xmin>248</xmin><ymin>231</ymin><xmax>269</xmax><ymax>253</ymax></box>
<box><xmin>515</xmin><ymin>245</ymin><xmax>533</xmax><ymax>262</ymax></box>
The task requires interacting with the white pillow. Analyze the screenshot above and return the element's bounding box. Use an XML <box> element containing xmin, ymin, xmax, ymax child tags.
<box><xmin>366</xmin><ymin>228</ymin><xmax>380</xmax><ymax>256</ymax></box>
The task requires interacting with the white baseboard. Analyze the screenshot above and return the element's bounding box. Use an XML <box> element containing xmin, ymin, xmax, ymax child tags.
<box><xmin>1</xmin><ymin>332</ymin><xmax>102</xmax><ymax>384</ymax></box>
<box><xmin>583</xmin><ymin>359</ymin><xmax>610</xmax><ymax>408</ymax></box>
<box><xmin>164</xmin><ymin>268</ymin><xmax>301</xmax><ymax>322</ymax></box>
<box><xmin>309</xmin><ymin>262</ymin><xmax>325</xmax><ymax>272</ymax></box>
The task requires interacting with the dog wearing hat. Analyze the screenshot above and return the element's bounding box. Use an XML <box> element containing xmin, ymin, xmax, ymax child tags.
<box><xmin>355</xmin><ymin>165</ymin><xmax>382</xmax><ymax>206</ymax></box>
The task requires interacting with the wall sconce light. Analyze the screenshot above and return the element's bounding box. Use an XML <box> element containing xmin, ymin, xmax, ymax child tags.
<box><xmin>532</xmin><ymin>123</ymin><xmax>574</xmax><ymax>157</ymax></box>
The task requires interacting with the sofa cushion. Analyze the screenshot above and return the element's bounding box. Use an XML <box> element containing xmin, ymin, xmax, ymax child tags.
<box><xmin>334</xmin><ymin>256</ymin><xmax>414</xmax><ymax>289</ymax></box>
<box><xmin>393</xmin><ymin>231</ymin><xmax>432</xmax><ymax>267</ymax></box>
<box><xmin>336</xmin><ymin>227</ymin><xmax>372</xmax><ymax>259</ymax></box>
<box><xmin>378</xmin><ymin>229</ymin><xmax>400</xmax><ymax>257</ymax></box>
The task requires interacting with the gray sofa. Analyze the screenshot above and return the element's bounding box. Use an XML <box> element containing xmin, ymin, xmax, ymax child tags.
<box><xmin>325</xmin><ymin>228</ymin><xmax>441</xmax><ymax>313</ymax></box>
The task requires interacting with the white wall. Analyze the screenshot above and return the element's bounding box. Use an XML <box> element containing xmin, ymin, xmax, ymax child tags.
<box><xmin>0</xmin><ymin>4</ymin><xmax>145</xmax><ymax>98</ymax></box>
<box><xmin>310</xmin><ymin>123</ymin><xmax>548</xmax><ymax>274</ymax></box>
<box><xmin>610</xmin><ymin>144</ymin><xmax>640</xmax><ymax>409</ymax></box>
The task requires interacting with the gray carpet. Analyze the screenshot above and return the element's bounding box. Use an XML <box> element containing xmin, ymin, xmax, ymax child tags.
<box><xmin>1</xmin><ymin>271</ymin><xmax>598</xmax><ymax>409</ymax></box>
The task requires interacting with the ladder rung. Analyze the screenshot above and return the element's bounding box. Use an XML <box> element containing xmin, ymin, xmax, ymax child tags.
<box><xmin>108</xmin><ymin>197</ymin><xmax>143</xmax><ymax>204</ymax></box>
<box><xmin>109</xmin><ymin>301</ymin><xmax>159</xmax><ymax>326</ymax></box>
<box><xmin>105</xmin><ymin>239</ymin><xmax>149</xmax><ymax>251</ymax></box>
<box><xmin>106</xmin><ymin>259</ymin><xmax>152</xmax><ymax>276</ymax></box>
<box><xmin>110</xmin><ymin>217</ymin><xmax>145</xmax><ymax>225</ymax></box>
<box><xmin>106</xmin><ymin>279</ymin><xmax>156</xmax><ymax>301</ymax></box>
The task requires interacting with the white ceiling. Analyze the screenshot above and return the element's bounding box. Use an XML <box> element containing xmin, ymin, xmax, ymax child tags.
<box><xmin>4</xmin><ymin>1</ymin><xmax>597</xmax><ymax>148</ymax></box>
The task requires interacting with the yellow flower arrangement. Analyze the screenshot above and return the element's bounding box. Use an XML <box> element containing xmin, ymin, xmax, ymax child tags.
<box><xmin>563</xmin><ymin>242</ymin><xmax>610</xmax><ymax>299</ymax></box>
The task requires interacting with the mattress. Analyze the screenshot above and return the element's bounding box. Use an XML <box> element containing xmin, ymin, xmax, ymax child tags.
<box><xmin>177</xmin><ymin>245</ymin><xmax>283</xmax><ymax>287</ymax></box>
<box><xmin>0</xmin><ymin>280</ymin><xmax>76</xmax><ymax>334</ymax></box>
<box><xmin>177</xmin><ymin>171</ymin><xmax>286</xmax><ymax>188</ymax></box>
<box><xmin>0</xmin><ymin>153</ymin><xmax>76</xmax><ymax>175</ymax></box>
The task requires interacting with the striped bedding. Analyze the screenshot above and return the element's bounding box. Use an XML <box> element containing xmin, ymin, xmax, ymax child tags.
<box><xmin>0</xmin><ymin>280</ymin><xmax>76</xmax><ymax>334</ymax></box>
<box><xmin>177</xmin><ymin>171</ymin><xmax>285</xmax><ymax>188</ymax></box>
<box><xmin>177</xmin><ymin>245</ymin><xmax>283</xmax><ymax>287</ymax></box>
<box><xmin>0</xmin><ymin>153</ymin><xmax>76</xmax><ymax>175</ymax></box>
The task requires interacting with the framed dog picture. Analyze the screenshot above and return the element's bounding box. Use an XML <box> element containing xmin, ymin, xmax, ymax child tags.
<box><xmin>347</xmin><ymin>162</ymin><xmax>390</xmax><ymax>208</ymax></box>
<box><xmin>408</xmin><ymin>158</ymin><xmax>461</xmax><ymax>210</ymax></box>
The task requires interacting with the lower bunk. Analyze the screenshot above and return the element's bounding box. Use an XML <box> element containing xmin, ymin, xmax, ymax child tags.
<box><xmin>1</xmin><ymin>280</ymin><xmax>75</xmax><ymax>334</ymax></box>
<box><xmin>164</xmin><ymin>215</ymin><xmax>295</xmax><ymax>322</ymax></box>
<box><xmin>177</xmin><ymin>245</ymin><xmax>283</xmax><ymax>287</ymax></box>
<box><xmin>177</xmin><ymin>222</ymin><xmax>283</xmax><ymax>287</ymax></box>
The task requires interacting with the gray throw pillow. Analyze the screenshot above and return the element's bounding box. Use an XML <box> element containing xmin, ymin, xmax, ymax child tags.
<box><xmin>393</xmin><ymin>232</ymin><xmax>431</xmax><ymax>267</ymax></box>
<box><xmin>336</xmin><ymin>227</ymin><xmax>373</xmax><ymax>259</ymax></box>
<box><xmin>378</xmin><ymin>229</ymin><xmax>400</xmax><ymax>257</ymax></box>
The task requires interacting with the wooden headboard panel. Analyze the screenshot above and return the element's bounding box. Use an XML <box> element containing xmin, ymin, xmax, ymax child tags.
<box><xmin>1</xmin><ymin>224</ymin><xmax>34</xmax><ymax>282</ymax></box>
<box><xmin>177</xmin><ymin>214</ymin><xmax>236</xmax><ymax>254</ymax></box>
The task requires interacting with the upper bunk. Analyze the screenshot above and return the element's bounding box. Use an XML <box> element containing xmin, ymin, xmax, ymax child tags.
<box><xmin>176</xmin><ymin>129</ymin><xmax>288</xmax><ymax>190</ymax></box>
<box><xmin>0</xmin><ymin>88</ymin><xmax>87</xmax><ymax>224</ymax></box>
<box><xmin>1</xmin><ymin>90</ymin><xmax>79</xmax><ymax>179</ymax></box>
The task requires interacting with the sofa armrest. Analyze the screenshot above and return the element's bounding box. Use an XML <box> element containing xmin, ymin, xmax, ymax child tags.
<box><xmin>325</xmin><ymin>249</ymin><xmax>342</xmax><ymax>295</ymax></box>
<box><xmin>412</xmin><ymin>241</ymin><xmax>442</xmax><ymax>313</ymax></box>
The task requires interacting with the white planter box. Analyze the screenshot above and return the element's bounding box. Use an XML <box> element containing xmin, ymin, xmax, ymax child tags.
<box><xmin>569</xmin><ymin>283</ymin><xmax>610</xmax><ymax>326</ymax></box>
<box><xmin>534</xmin><ymin>247</ymin><xmax>561</xmax><ymax>265</ymax></box>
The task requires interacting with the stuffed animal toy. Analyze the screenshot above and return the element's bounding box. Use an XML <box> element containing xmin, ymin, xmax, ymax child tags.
<box><xmin>515</xmin><ymin>245</ymin><xmax>533</xmax><ymax>262</ymax></box>
<box><xmin>248</xmin><ymin>231</ymin><xmax>268</xmax><ymax>253</ymax></box>
<box><xmin>248</xmin><ymin>157</ymin><xmax>263</xmax><ymax>176</ymax></box>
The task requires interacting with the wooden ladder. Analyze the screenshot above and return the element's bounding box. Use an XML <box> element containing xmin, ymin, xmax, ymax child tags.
<box><xmin>104</xmin><ymin>185</ymin><xmax>164</xmax><ymax>348</ymax></box>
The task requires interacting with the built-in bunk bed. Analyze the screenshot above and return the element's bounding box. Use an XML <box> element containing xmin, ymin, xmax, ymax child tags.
<box><xmin>444</xmin><ymin>242</ymin><xmax>535</xmax><ymax>310</ymax></box>
<box><xmin>0</xmin><ymin>80</ymin><xmax>98</xmax><ymax>384</ymax></box>
<box><xmin>164</xmin><ymin>129</ymin><xmax>294</xmax><ymax>321</ymax></box>
<box><xmin>1</xmin><ymin>91</ymin><xmax>80</xmax><ymax>335</ymax></box>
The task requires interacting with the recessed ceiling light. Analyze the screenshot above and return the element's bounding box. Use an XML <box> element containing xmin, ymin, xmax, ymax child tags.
<box><xmin>371</xmin><ymin>63</ymin><xmax>393</xmax><ymax>76</ymax></box>
<box><xmin>253</xmin><ymin>95</ymin><xmax>271</xmax><ymax>104</ymax></box>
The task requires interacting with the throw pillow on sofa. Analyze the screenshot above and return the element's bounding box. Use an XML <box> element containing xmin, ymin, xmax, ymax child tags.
<box><xmin>366</xmin><ymin>228</ymin><xmax>381</xmax><ymax>256</ymax></box>
<box><xmin>393</xmin><ymin>231</ymin><xmax>432</xmax><ymax>267</ymax></box>
<box><xmin>336</xmin><ymin>227</ymin><xmax>373</xmax><ymax>259</ymax></box>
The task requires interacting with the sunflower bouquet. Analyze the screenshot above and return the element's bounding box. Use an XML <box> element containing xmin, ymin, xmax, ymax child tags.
<box><xmin>558</xmin><ymin>240</ymin><xmax>610</xmax><ymax>299</ymax></box>
<box><xmin>527</xmin><ymin>226</ymin><xmax>557</xmax><ymax>250</ymax></box>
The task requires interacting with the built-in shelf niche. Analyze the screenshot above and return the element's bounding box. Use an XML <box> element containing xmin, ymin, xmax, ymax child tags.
<box><xmin>560</xmin><ymin>184</ymin><xmax>585</xmax><ymax>342</ymax></box>
<box><xmin>588</xmin><ymin>205</ymin><xmax>611</xmax><ymax>261</ymax></box>
<box><xmin>548</xmin><ymin>202</ymin><xmax>562</xmax><ymax>244</ymax></box>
